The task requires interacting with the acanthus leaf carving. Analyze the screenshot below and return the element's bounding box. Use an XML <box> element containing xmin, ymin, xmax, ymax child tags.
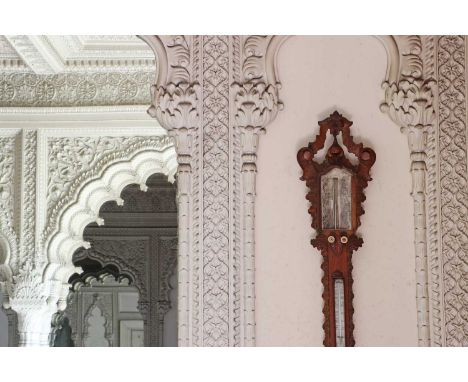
<box><xmin>233</xmin><ymin>81</ymin><xmax>281</xmax><ymax>131</ymax></box>
<box><xmin>147</xmin><ymin>82</ymin><xmax>200</xmax><ymax>131</ymax></box>
<box><xmin>381</xmin><ymin>77</ymin><xmax>436</xmax><ymax>133</ymax></box>
<box><xmin>5</xmin><ymin>259</ymin><xmax>59</xmax><ymax>346</ymax></box>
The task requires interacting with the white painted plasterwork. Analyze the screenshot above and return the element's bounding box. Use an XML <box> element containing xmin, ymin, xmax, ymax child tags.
<box><xmin>1</xmin><ymin>35</ymin><xmax>466</xmax><ymax>347</ymax></box>
<box><xmin>436</xmin><ymin>35</ymin><xmax>468</xmax><ymax>346</ymax></box>
<box><xmin>3</xmin><ymin>35</ymin><xmax>154</xmax><ymax>74</ymax></box>
<box><xmin>379</xmin><ymin>35</ymin><xmax>437</xmax><ymax>346</ymax></box>
<box><xmin>0</xmin><ymin>71</ymin><xmax>153</xmax><ymax>107</ymax></box>
<box><xmin>379</xmin><ymin>35</ymin><xmax>468</xmax><ymax>346</ymax></box>
<box><xmin>0</xmin><ymin>110</ymin><xmax>177</xmax><ymax>346</ymax></box>
<box><xmin>140</xmin><ymin>35</ymin><xmax>285</xmax><ymax>346</ymax></box>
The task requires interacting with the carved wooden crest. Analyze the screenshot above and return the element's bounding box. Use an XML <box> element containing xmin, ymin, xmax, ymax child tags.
<box><xmin>297</xmin><ymin>111</ymin><xmax>376</xmax><ymax>346</ymax></box>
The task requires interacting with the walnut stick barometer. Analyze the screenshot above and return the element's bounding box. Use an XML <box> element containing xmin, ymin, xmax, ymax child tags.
<box><xmin>297</xmin><ymin>111</ymin><xmax>376</xmax><ymax>347</ymax></box>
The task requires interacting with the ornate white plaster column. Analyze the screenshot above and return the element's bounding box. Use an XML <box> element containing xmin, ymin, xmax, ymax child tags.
<box><xmin>5</xmin><ymin>261</ymin><xmax>59</xmax><ymax>346</ymax></box>
<box><xmin>140</xmin><ymin>35</ymin><xmax>200</xmax><ymax>345</ymax></box>
<box><xmin>141</xmin><ymin>35</ymin><xmax>284</xmax><ymax>346</ymax></box>
<box><xmin>0</xmin><ymin>129</ymin><xmax>61</xmax><ymax>346</ymax></box>
<box><xmin>232</xmin><ymin>36</ymin><xmax>285</xmax><ymax>345</ymax></box>
<box><xmin>379</xmin><ymin>35</ymin><xmax>436</xmax><ymax>346</ymax></box>
<box><xmin>1</xmin><ymin>112</ymin><xmax>178</xmax><ymax>346</ymax></box>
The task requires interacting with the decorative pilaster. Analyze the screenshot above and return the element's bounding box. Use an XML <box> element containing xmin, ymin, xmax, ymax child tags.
<box><xmin>141</xmin><ymin>35</ymin><xmax>284</xmax><ymax>346</ymax></box>
<box><xmin>1</xmin><ymin>129</ymin><xmax>61</xmax><ymax>346</ymax></box>
<box><xmin>140</xmin><ymin>35</ymin><xmax>201</xmax><ymax>345</ymax></box>
<box><xmin>6</xmin><ymin>261</ymin><xmax>58</xmax><ymax>346</ymax></box>
<box><xmin>232</xmin><ymin>36</ymin><xmax>284</xmax><ymax>346</ymax></box>
<box><xmin>380</xmin><ymin>35</ymin><xmax>436</xmax><ymax>346</ymax></box>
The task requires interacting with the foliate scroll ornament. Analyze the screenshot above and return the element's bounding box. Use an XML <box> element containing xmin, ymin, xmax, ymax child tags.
<box><xmin>0</xmin><ymin>136</ymin><xmax>18</xmax><ymax>279</ymax></box>
<box><xmin>0</xmin><ymin>138</ymin><xmax>15</xmax><ymax>228</ymax></box>
<box><xmin>380</xmin><ymin>35</ymin><xmax>436</xmax><ymax>135</ymax></box>
<box><xmin>140</xmin><ymin>35</ymin><xmax>199</xmax><ymax>133</ymax></box>
<box><xmin>233</xmin><ymin>35</ymin><xmax>285</xmax><ymax>133</ymax></box>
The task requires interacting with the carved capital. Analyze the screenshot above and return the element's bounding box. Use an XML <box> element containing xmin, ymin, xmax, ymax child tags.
<box><xmin>381</xmin><ymin>77</ymin><xmax>436</xmax><ymax>143</ymax></box>
<box><xmin>378</xmin><ymin>35</ymin><xmax>437</xmax><ymax>347</ymax></box>
<box><xmin>148</xmin><ymin>82</ymin><xmax>200</xmax><ymax>131</ymax></box>
<box><xmin>3</xmin><ymin>260</ymin><xmax>59</xmax><ymax>346</ymax></box>
<box><xmin>379</xmin><ymin>35</ymin><xmax>436</xmax><ymax>155</ymax></box>
<box><xmin>233</xmin><ymin>82</ymin><xmax>281</xmax><ymax>132</ymax></box>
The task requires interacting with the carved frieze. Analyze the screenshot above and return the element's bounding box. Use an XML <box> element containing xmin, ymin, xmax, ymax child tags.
<box><xmin>0</xmin><ymin>71</ymin><xmax>152</xmax><ymax>107</ymax></box>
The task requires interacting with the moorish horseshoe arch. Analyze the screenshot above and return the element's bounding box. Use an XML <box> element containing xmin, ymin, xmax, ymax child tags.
<box><xmin>44</xmin><ymin>145</ymin><xmax>178</xmax><ymax>313</ymax></box>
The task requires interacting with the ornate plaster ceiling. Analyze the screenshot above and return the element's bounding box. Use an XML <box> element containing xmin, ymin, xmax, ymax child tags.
<box><xmin>0</xmin><ymin>35</ymin><xmax>156</xmax><ymax>107</ymax></box>
<box><xmin>1</xmin><ymin>35</ymin><xmax>155</xmax><ymax>74</ymax></box>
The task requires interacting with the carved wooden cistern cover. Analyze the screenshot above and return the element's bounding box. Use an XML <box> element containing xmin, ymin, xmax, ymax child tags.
<box><xmin>297</xmin><ymin>111</ymin><xmax>376</xmax><ymax>347</ymax></box>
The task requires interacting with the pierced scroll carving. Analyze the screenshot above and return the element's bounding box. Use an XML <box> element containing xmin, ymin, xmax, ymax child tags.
<box><xmin>297</xmin><ymin>111</ymin><xmax>376</xmax><ymax>347</ymax></box>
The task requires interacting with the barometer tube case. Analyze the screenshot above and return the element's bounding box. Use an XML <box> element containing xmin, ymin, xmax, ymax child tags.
<box><xmin>297</xmin><ymin>111</ymin><xmax>376</xmax><ymax>347</ymax></box>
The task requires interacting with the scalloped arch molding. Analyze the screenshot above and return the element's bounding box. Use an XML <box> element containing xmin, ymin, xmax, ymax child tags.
<box><xmin>45</xmin><ymin>147</ymin><xmax>177</xmax><ymax>309</ymax></box>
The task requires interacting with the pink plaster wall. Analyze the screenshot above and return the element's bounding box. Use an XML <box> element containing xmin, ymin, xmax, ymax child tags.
<box><xmin>255</xmin><ymin>36</ymin><xmax>418</xmax><ymax>346</ymax></box>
